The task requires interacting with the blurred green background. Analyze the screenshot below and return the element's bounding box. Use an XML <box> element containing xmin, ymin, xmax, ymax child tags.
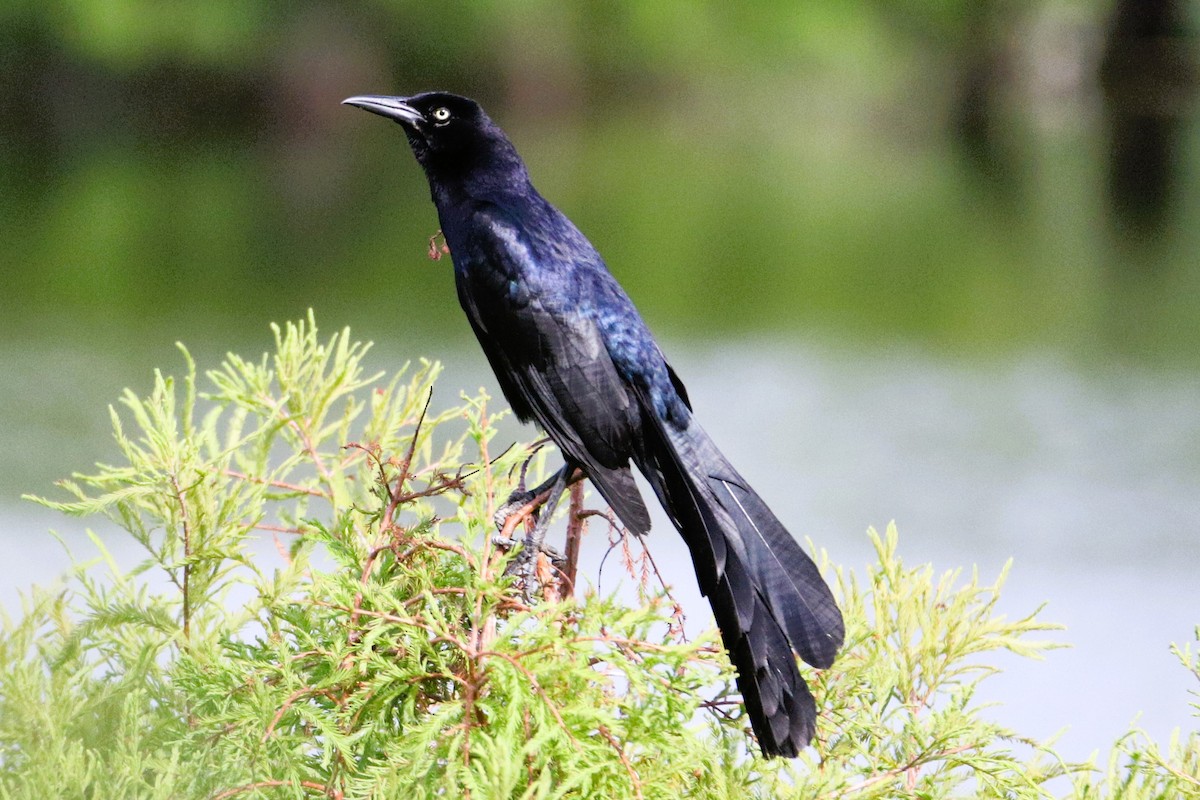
<box><xmin>2</xmin><ymin>0</ymin><xmax>1199</xmax><ymax>763</ymax></box>
<box><xmin>3</xmin><ymin>0</ymin><xmax>1198</xmax><ymax>357</ymax></box>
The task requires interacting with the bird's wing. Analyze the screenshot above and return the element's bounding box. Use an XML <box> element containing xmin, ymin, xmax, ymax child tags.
<box><xmin>454</xmin><ymin>209</ymin><xmax>652</xmax><ymax>533</ymax></box>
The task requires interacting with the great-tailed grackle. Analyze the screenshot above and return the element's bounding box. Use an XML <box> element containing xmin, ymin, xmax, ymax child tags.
<box><xmin>343</xmin><ymin>91</ymin><xmax>844</xmax><ymax>757</ymax></box>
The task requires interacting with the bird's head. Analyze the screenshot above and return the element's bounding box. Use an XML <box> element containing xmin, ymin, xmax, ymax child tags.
<box><xmin>342</xmin><ymin>91</ymin><xmax>526</xmax><ymax>194</ymax></box>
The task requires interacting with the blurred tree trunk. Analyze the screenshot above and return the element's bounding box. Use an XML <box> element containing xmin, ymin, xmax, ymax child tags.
<box><xmin>1099</xmin><ymin>0</ymin><xmax>1197</xmax><ymax>244</ymax></box>
<box><xmin>951</xmin><ymin>0</ymin><xmax>1015</xmax><ymax>193</ymax></box>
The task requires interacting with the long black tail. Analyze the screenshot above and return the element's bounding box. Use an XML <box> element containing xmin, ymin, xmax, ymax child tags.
<box><xmin>634</xmin><ymin>411</ymin><xmax>844</xmax><ymax>757</ymax></box>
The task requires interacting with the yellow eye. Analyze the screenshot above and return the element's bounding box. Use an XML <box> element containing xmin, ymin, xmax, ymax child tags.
<box><xmin>431</xmin><ymin>107</ymin><xmax>451</xmax><ymax>122</ymax></box>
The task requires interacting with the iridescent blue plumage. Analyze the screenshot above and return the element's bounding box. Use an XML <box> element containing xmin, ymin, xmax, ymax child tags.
<box><xmin>345</xmin><ymin>90</ymin><xmax>844</xmax><ymax>757</ymax></box>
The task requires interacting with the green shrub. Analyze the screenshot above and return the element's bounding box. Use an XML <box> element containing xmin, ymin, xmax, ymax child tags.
<box><xmin>1</xmin><ymin>315</ymin><xmax>1195</xmax><ymax>798</ymax></box>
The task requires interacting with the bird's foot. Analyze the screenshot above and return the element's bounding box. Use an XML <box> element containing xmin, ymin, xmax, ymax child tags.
<box><xmin>494</xmin><ymin>538</ymin><xmax>564</xmax><ymax>575</ymax></box>
<box><xmin>492</xmin><ymin>534</ymin><xmax>565</xmax><ymax>598</ymax></box>
<box><xmin>491</xmin><ymin>464</ymin><xmax>573</xmax><ymax>599</ymax></box>
<box><xmin>493</xmin><ymin>488</ymin><xmax>538</xmax><ymax>531</ymax></box>
<box><xmin>492</xmin><ymin>440</ymin><xmax>557</xmax><ymax>530</ymax></box>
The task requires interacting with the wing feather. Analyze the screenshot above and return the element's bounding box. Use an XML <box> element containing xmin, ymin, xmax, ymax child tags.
<box><xmin>454</xmin><ymin>209</ymin><xmax>651</xmax><ymax>533</ymax></box>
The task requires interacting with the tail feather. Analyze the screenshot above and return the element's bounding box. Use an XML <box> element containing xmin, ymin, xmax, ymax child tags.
<box><xmin>713</xmin><ymin>474</ymin><xmax>843</xmax><ymax>668</ymax></box>
<box><xmin>634</xmin><ymin>411</ymin><xmax>844</xmax><ymax>757</ymax></box>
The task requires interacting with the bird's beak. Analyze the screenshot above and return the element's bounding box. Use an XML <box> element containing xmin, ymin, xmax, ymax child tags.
<box><xmin>342</xmin><ymin>95</ymin><xmax>425</xmax><ymax>127</ymax></box>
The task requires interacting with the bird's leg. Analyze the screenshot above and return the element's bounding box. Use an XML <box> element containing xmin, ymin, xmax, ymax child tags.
<box><xmin>523</xmin><ymin>463</ymin><xmax>571</xmax><ymax>559</ymax></box>
<box><xmin>491</xmin><ymin>459</ymin><xmax>577</xmax><ymax>531</ymax></box>
<box><xmin>494</xmin><ymin>464</ymin><xmax>578</xmax><ymax>589</ymax></box>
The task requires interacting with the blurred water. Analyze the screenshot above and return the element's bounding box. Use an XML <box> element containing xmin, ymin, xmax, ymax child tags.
<box><xmin>2</xmin><ymin>333</ymin><xmax>1197</xmax><ymax>763</ymax></box>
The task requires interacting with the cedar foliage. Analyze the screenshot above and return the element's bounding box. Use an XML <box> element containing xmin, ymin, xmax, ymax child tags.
<box><xmin>2</xmin><ymin>315</ymin><xmax>1196</xmax><ymax>798</ymax></box>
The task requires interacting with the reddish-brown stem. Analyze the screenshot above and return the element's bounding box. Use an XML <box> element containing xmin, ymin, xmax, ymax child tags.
<box><xmin>559</xmin><ymin>482</ymin><xmax>586</xmax><ymax>598</ymax></box>
<box><xmin>598</xmin><ymin>725</ymin><xmax>644</xmax><ymax>800</ymax></box>
<box><xmin>222</xmin><ymin>469</ymin><xmax>327</xmax><ymax>498</ymax></box>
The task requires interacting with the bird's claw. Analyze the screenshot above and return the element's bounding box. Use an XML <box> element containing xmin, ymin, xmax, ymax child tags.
<box><xmin>493</xmin><ymin>488</ymin><xmax>537</xmax><ymax>530</ymax></box>
<box><xmin>492</xmin><ymin>534</ymin><xmax>564</xmax><ymax>600</ymax></box>
<box><xmin>492</xmin><ymin>534</ymin><xmax>564</xmax><ymax>571</ymax></box>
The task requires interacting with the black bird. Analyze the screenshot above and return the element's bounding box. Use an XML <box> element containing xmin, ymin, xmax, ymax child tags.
<box><xmin>343</xmin><ymin>91</ymin><xmax>844</xmax><ymax>757</ymax></box>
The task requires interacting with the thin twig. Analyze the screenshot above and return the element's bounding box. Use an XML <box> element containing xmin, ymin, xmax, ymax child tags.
<box><xmin>169</xmin><ymin>474</ymin><xmax>193</xmax><ymax>645</ymax></box>
<box><xmin>223</xmin><ymin>469</ymin><xmax>327</xmax><ymax>498</ymax></box>
<box><xmin>632</xmin><ymin>533</ymin><xmax>688</xmax><ymax>641</ymax></box>
<box><xmin>261</xmin><ymin>687</ymin><xmax>339</xmax><ymax>742</ymax></box>
<box><xmin>477</xmin><ymin>649</ymin><xmax>583</xmax><ymax>751</ymax></box>
<box><xmin>210</xmin><ymin>779</ymin><xmax>341</xmax><ymax>800</ymax></box>
<box><xmin>253</xmin><ymin>523</ymin><xmax>306</xmax><ymax>535</ymax></box>
<box><xmin>345</xmin><ymin>543</ymin><xmax>396</xmax><ymax>650</ymax></box>
<box><xmin>475</xmin><ymin>398</ymin><xmax>498</xmax><ymax>656</ymax></box>
<box><xmin>257</xmin><ymin>391</ymin><xmax>335</xmax><ymax>495</ymax></box>
<box><xmin>598</xmin><ymin>725</ymin><xmax>644</xmax><ymax>799</ymax></box>
<box><xmin>836</xmin><ymin>743</ymin><xmax>975</xmax><ymax>798</ymax></box>
<box><xmin>384</xmin><ymin>389</ymin><xmax>433</xmax><ymax>529</ymax></box>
